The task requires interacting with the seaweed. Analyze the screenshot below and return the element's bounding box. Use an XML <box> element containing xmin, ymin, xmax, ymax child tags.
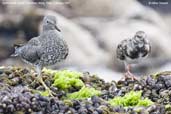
<box><xmin>52</xmin><ymin>70</ymin><xmax>84</xmax><ymax>90</ymax></box>
<box><xmin>108</xmin><ymin>91</ymin><xmax>153</xmax><ymax>107</ymax></box>
<box><xmin>67</xmin><ymin>86</ymin><xmax>101</xmax><ymax>99</ymax></box>
<box><xmin>43</xmin><ymin>69</ymin><xmax>84</xmax><ymax>90</ymax></box>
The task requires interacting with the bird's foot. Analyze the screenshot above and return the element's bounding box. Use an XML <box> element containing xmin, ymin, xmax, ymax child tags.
<box><xmin>37</xmin><ymin>77</ymin><xmax>55</xmax><ymax>97</ymax></box>
<box><xmin>126</xmin><ymin>72</ymin><xmax>138</xmax><ymax>81</ymax></box>
<box><xmin>45</xmin><ymin>87</ymin><xmax>55</xmax><ymax>97</ymax></box>
<box><xmin>121</xmin><ymin>72</ymin><xmax>138</xmax><ymax>81</ymax></box>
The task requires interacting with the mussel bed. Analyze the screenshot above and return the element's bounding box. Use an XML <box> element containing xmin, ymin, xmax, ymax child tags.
<box><xmin>0</xmin><ymin>67</ymin><xmax>171</xmax><ymax>114</ymax></box>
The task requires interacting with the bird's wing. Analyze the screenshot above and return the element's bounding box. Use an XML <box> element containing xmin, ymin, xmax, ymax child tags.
<box><xmin>27</xmin><ymin>37</ymin><xmax>40</xmax><ymax>46</ymax></box>
<box><xmin>140</xmin><ymin>39</ymin><xmax>151</xmax><ymax>57</ymax></box>
<box><xmin>21</xmin><ymin>45</ymin><xmax>41</xmax><ymax>65</ymax></box>
<box><xmin>116</xmin><ymin>40</ymin><xmax>127</xmax><ymax>60</ymax></box>
<box><xmin>20</xmin><ymin>37</ymin><xmax>42</xmax><ymax>65</ymax></box>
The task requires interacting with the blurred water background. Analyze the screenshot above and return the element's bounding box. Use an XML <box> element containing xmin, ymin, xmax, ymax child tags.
<box><xmin>0</xmin><ymin>0</ymin><xmax>171</xmax><ymax>81</ymax></box>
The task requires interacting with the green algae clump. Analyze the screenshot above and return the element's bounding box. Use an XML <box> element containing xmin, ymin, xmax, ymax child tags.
<box><xmin>137</xmin><ymin>98</ymin><xmax>154</xmax><ymax>106</ymax></box>
<box><xmin>52</xmin><ymin>70</ymin><xmax>84</xmax><ymax>90</ymax></box>
<box><xmin>109</xmin><ymin>91</ymin><xmax>153</xmax><ymax>107</ymax></box>
<box><xmin>67</xmin><ymin>86</ymin><xmax>101</xmax><ymax>99</ymax></box>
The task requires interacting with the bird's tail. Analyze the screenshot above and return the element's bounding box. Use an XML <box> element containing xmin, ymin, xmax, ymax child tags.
<box><xmin>11</xmin><ymin>44</ymin><xmax>24</xmax><ymax>57</ymax></box>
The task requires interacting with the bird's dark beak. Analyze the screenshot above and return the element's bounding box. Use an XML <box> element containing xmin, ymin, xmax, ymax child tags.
<box><xmin>55</xmin><ymin>25</ymin><xmax>61</xmax><ymax>32</ymax></box>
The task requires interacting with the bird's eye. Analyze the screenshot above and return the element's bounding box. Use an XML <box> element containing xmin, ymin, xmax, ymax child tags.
<box><xmin>47</xmin><ymin>21</ymin><xmax>49</xmax><ymax>23</ymax></box>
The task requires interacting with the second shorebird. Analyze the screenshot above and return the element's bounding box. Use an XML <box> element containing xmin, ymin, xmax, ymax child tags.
<box><xmin>12</xmin><ymin>15</ymin><xmax>69</xmax><ymax>96</ymax></box>
<box><xmin>116</xmin><ymin>31</ymin><xmax>151</xmax><ymax>80</ymax></box>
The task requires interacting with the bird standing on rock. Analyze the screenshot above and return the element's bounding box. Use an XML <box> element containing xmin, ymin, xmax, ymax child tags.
<box><xmin>116</xmin><ymin>31</ymin><xmax>151</xmax><ymax>80</ymax></box>
<box><xmin>11</xmin><ymin>15</ymin><xmax>69</xmax><ymax>96</ymax></box>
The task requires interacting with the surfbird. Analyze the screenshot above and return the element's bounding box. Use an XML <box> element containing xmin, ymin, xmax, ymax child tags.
<box><xmin>116</xmin><ymin>31</ymin><xmax>151</xmax><ymax>80</ymax></box>
<box><xmin>11</xmin><ymin>15</ymin><xmax>69</xmax><ymax>96</ymax></box>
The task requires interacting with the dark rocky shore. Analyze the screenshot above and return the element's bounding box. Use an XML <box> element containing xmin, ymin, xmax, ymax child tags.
<box><xmin>0</xmin><ymin>67</ymin><xmax>171</xmax><ymax>114</ymax></box>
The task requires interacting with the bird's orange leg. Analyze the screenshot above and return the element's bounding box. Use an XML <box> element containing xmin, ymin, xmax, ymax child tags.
<box><xmin>123</xmin><ymin>64</ymin><xmax>138</xmax><ymax>80</ymax></box>
<box><xmin>121</xmin><ymin>64</ymin><xmax>138</xmax><ymax>80</ymax></box>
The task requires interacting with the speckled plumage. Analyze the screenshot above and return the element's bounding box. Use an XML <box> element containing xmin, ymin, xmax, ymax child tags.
<box><xmin>116</xmin><ymin>31</ymin><xmax>151</xmax><ymax>80</ymax></box>
<box><xmin>12</xmin><ymin>15</ymin><xmax>69</xmax><ymax>96</ymax></box>
<box><xmin>117</xmin><ymin>31</ymin><xmax>151</xmax><ymax>64</ymax></box>
<box><xmin>13</xmin><ymin>15</ymin><xmax>69</xmax><ymax>69</ymax></box>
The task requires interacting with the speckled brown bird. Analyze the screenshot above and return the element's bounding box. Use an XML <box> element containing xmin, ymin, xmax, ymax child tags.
<box><xmin>116</xmin><ymin>31</ymin><xmax>151</xmax><ymax>80</ymax></box>
<box><xmin>11</xmin><ymin>15</ymin><xmax>69</xmax><ymax>96</ymax></box>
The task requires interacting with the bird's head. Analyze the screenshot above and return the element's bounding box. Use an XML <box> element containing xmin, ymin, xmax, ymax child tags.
<box><xmin>42</xmin><ymin>15</ymin><xmax>61</xmax><ymax>32</ymax></box>
<box><xmin>134</xmin><ymin>31</ymin><xmax>146</xmax><ymax>41</ymax></box>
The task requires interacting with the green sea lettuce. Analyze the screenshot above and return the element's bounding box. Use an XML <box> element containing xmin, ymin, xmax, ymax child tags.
<box><xmin>52</xmin><ymin>70</ymin><xmax>84</xmax><ymax>90</ymax></box>
<box><xmin>67</xmin><ymin>86</ymin><xmax>101</xmax><ymax>99</ymax></box>
<box><xmin>109</xmin><ymin>91</ymin><xmax>153</xmax><ymax>107</ymax></box>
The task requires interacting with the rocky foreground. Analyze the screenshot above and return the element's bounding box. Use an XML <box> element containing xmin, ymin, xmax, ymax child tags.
<box><xmin>0</xmin><ymin>67</ymin><xmax>171</xmax><ymax>114</ymax></box>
